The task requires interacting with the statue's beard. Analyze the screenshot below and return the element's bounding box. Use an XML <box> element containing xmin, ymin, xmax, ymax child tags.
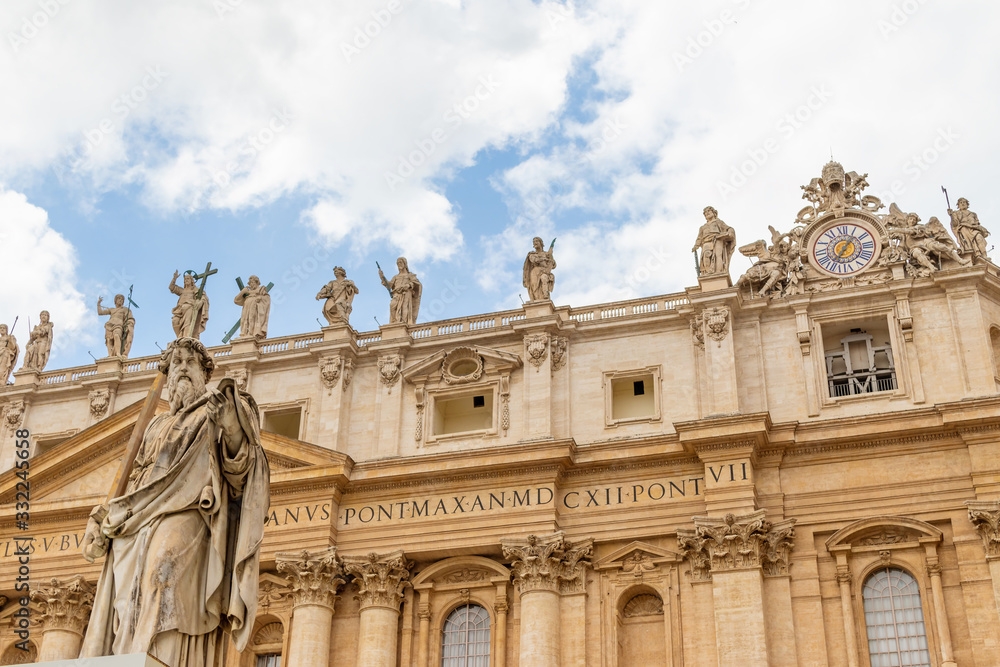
<box><xmin>167</xmin><ymin>372</ymin><xmax>206</xmax><ymax>414</ymax></box>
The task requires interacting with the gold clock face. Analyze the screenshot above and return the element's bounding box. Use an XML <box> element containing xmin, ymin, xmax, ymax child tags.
<box><xmin>809</xmin><ymin>222</ymin><xmax>879</xmax><ymax>276</ymax></box>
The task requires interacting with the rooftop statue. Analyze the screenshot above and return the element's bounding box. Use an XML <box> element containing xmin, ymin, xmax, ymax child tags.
<box><xmin>798</xmin><ymin>161</ymin><xmax>883</xmax><ymax>220</ymax></box>
<box><xmin>234</xmin><ymin>274</ymin><xmax>270</xmax><ymax>340</ymax></box>
<box><xmin>21</xmin><ymin>310</ymin><xmax>53</xmax><ymax>372</ymax></box>
<box><xmin>170</xmin><ymin>270</ymin><xmax>210</xmax><ymax>340</ymax></box>
<box><xmin>81</xmin><ymin>337</ymin><xmax>269</xmax><ymax>666</ymax></box>
<box><xmin>0</xmin><ymin>323</ymin><xmax>18</xmax><ymax>385</ymax></box>
<box><xmin>948</xmin><ymin>197</ymin><xmax>990</xmax><ymax>260</ymax></box>
<box><xmin>379</xmin><ymin>257</ymin><xmax>422</xmax><ymax>324</ymax></box>
<box><xmin>885</xmin><ymin>204</ymin><xmax>970</xmax><ymax>277</ymax></box>
<box><xmin>317</xmin><ymin>266</ymin><xmax>359</xmax><ymax>325</ymax></box>
<box><xmin>97</xmin><ymin>294</ymin><xmax>136</xmax><ymax>358</ymax></box>
<box><xmin>735</xmin><ymin>225</ymin><xmax>806</xmax><ymax>298</ymax></box>
<box><xmin>523</xmin><ymin>237</ymin><xmax>556</xmax><ymax>301</ymax></box>
<box><xmin>693</xmin><ymin>206</ymin><xmax>736</xmax><ymax>276</ymax></box>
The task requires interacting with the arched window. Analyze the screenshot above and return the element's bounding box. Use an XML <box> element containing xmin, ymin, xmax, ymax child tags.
<box><xmin>862</xmin><ymin>568</ymin><xmax>930</xmax><ymax>667</ymax></box>
<box><xmin>441</xmin><ymin>603</ymin><xmax>491</xmax><ymax>667</ymax></box>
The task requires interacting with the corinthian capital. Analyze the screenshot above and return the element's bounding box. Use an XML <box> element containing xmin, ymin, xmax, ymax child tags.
<box><xmin>30</xmin><ymin>576</ymin><xmax>95</xmax><ymax>636</ymax></box>
<box><xmin>342</xmin><ymin>550</ymin><xmax>411</xmax><ymax>611</ymax></box>
<box><xmin>678</xmin><ymin>510</ymin><xmax>796</xmax><ymax>579</ymax></box>
<box><xmin>967</xmin><ymin>500</ymin><xmax>1000</xmax><ymax>560</ymax></box>
<box><xmin>276</xmin><ymin>546</ymin><xmax>345</xmax><ymax>611</ymax></box>
<box><xmin>501</xmin><ymin>531</ymin><xmax>593</xmax><ymax>593</ymax></box>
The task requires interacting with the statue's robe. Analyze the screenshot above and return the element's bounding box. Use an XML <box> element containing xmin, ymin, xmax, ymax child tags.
<box><xmin>235</xmin><ymin>285</ymin><xmax>270</xmax><ymax>339</ymax></box>
<box><xmin>81</xmin><ymin>378</ymin><xmax>269</xmax><ymax>667</ymax></box>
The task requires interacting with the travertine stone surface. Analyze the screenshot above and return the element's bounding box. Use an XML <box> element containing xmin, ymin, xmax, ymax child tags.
<box><xmin>343</xmin><ymin>551</ymin><xmax>410</xmax><ymax>667</ymax></box>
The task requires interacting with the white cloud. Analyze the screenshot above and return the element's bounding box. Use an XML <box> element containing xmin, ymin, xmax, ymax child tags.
<box><xmin>0</xmin><ymin>0</ymin><xmax>600</xmax><ymax>262</ymax></box>
<box><xmin>486</xmin><ymin>0</ymin><xmax>1000</xmax><ymax>301</ymax></box>
<box><xmin>0</xmin><ymin>189</ymin><xmax>90</xmax><ymax>365</ymax></box>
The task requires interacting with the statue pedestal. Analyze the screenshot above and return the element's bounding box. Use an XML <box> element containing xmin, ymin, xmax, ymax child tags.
<box><xmin>697</xmin><ymin>273</ymin><xmax>732</xmax><ymax>293</ymax></box>
<box><xmin>230</xmin><ymin>336</ymin><xmax>259</xmax><ymax>356</ymax></box>
<box><xmin>95</xmin><ymin>357</ymin><xmax>123</xmax><ymax>375</ymax></box>
<box><xmin>322</xmin><ymin>322</ymin><xmax>354</xmax><ymax>343</ymax></box>
<box><xmin>379</xmin><ymin>322</ymin><xmax>409</xmax><ymax>341</ymax></box>
<box><xmin>33</xmin><ymin>655</ymin><xmax>167</xmax><ymax>666</ymax></box>
<box><xmin>522</xmin><ymin>299</ymin><xmax>555</xmax><ymax>319</ymax></box>
<box><xmin>12</xmin><ymin>369</ymin><xmax>39</xmax><ymax>386</ymax></box>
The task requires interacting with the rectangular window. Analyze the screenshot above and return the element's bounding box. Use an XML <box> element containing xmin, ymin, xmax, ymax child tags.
<box><xmin>604</xmin><ymin>366</ymin><xmax>661</xmax><ymax>427</ymax></box>
<box><xmin>433</xmin><ymin>389</ymin><xmax>494</xmax><ymax>437</ymax></box>
<box><xmin>822</xmin><ymin>318</ymin><xmax>896</xmax><ymax>399</ymax></box>
<box><xmin>262</xmin><ymin>407</ymin><xmax>302</xmax><ymax>439</ymax></box>
<box><xmin>256</xmin><ymin>655</ymin><xmax>281</xmax><ymax>667</ymax></box>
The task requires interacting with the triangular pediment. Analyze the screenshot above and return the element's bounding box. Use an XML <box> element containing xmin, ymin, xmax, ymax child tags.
<box><xmin>0</xmin><ymin>395</ymin><xmax>349</xmax><ymax>506</ymax></box>
<box><xmin>402</xmin><ymin>345</ymin><xmax>522</xmax><ymax>384</ymax></box>
<box><xmin>595</xmin><ymin>541</ymin><xmax>683</xmax><ymax>570</ymax></box>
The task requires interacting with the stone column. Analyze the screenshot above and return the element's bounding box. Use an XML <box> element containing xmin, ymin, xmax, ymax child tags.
<box><xmin>493</xmin><ymin>587</ymin><xmax>509</xmax><ymax>667</ymax></box>
<box><xmin>343</xmin><ymin>550</ymin><xmax>411</xmax><ymax>667</ymax></box>
<box><xmin>924</xmin><ymin>553</ymin><xmax>957</xmax><ymax>667</ymax></box>
<box><xmin>276</xmin><ymin>547</ymin><xmax>345</xmax><ymax>667</ymax></box>
<box><xmin>501</xmin><ymin>531</ymin><xmax>593</xmax><ymax>667</ymax></box>
<box><xmin>967</xmin><ymin>501</ymin><xmax>1000</xmax><ymax>620</ymax></box>
<box><xmin>415</xmin><ymin>586</ymin><xmax>431</xmax><ymax>667</ymax></box>
<box><xmin>677</xmin><ymin>511</ymin><xmax>795</xmax><ymax>667</ymax></box>
<box><xmin>834</xmin><ymin>561</ymin><xmax>860</xmax><ymax>667</ymax></box>
<box><xmin>30</xmin><ymin>576</ymin><xmax>94</xmax><ymax>662</ymax></box>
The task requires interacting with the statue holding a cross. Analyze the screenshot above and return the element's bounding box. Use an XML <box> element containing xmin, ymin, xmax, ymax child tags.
<box><xmin>170</xmin><ymin>266</ymin><xmax>214</xmax><ymax>340</ymax></box>
<box><xmin>97</xmin><ymin>289</ymin><xmax>137</xmax><ymax>358</ymax></box>
<box><xmin>233</xmin><ymin>274</ymin><xmax>271</xmax><ymax>340</ymax></box>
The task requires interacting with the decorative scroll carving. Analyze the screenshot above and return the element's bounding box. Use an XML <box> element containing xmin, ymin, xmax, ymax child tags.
<box><xmin>500</xmin><ymin>531</ymin><xmax>593</xmax><ymax>594</ymax></box>
<box><xmin>319</xmin><ymin>355</ymin><xmax>342</xmax><ymax>393</ymax></box>
<box><xmin>859</xmin><ymin>530</ymin><xmax>911</xmax><ymax>546</ymax></box>
<box><xmin>835</xmin><ymin>564</ymin><xmax>852</xmax><ymax>585</ymax></box>
<box><xmin>89</xmin><ymin>388</ymin><xmax>110</xmax><ymax>420</ymax></box>
<box><xmin>500</xmin><ymin>375</ymin><xmax>510</xmax><ymax>436</ymax></box>
<box><xmin>678</xmin><ymin>511</ymin><xmax>796</xmax><ymax>579</ymax></box>
<box><xmin>622</xmin><ymin>593</ymin><xmax>663</xmax><ymax>618</ymax></box>
<box><xmin>378</xmin><ymin>354</ymin><xmax>401</xmax><ymax>391</ymax></box>
<box><xmin>691</xmin><ymin>313</ymin><xmax>705</xmax><ymax>349</ymax></box>
<box><xmin>30</xmin><ymin>575</ymin><xmax>95</xmax><ymax>635</ymax></box>
<box><xmin>275</xmin><ymin>547</ymin><xmax>345</xmax><ymax>611</ymax></box>
<box><xmin>437</xmin><ymin>568</ymin><xmax>490</xmax><ymax>584</ymax></box>
<box><xmin>524</xmin><ymin>333</ymin><xmax>549</xmax><ymax>370</ymax></box>
<box><xmin>342</xmin><ymin>358</ymin><xmax>353</xmax><ymax>391</ymax></box>
<box><xmin>967</xmin><ymin>501</ymin><xmax>1000</xmax><ymax>559</ymax></box>
<box><xmin>550</xmin><ymin>336</ymin><xmax>568</xmax><ymax>372</ymax></box>
<box><xmin>225</xmin><ymin>368</ymin><xmax>248</xmax><ymax>392</ymax></box>
<box><xmin>342</xmin><ymin>550</ymin><xmax>412</xmax><ymax>610</ymax></box>
<box><xmin>414</xmin><ymin>386</ymin><xmax>425</xmax><ymax>443</ymax></box>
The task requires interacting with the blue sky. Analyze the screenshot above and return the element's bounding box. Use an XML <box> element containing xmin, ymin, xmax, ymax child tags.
<box><xmin>2</xmin><ymin>0</ymin><xmax>999</xmax><ymax>371</ymax></box>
